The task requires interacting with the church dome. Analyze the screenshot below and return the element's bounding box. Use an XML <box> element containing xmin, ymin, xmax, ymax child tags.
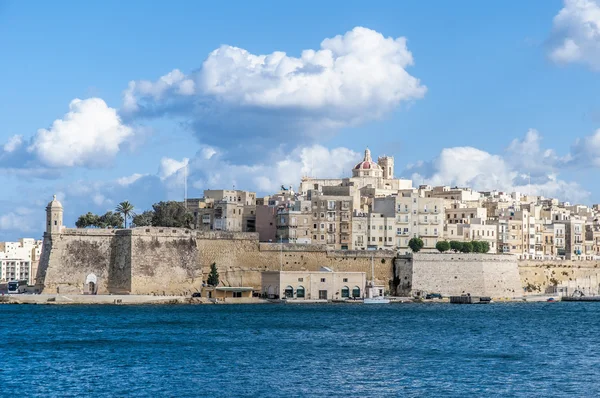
<box><xmin>354</xmin><ymin>148</ymin><xmax>381</xmax><ymax>171</ymax></box>
<box><xmin>47</xmin><ymin>194</ymin><xmax>63</xmax><ymax>209</ymax></box>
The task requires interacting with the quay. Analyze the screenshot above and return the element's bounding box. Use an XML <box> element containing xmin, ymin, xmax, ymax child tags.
<box><xmin>561</xmin><ymin>296</ymin><xmax>600</xmax><ymax>302</ymax></box>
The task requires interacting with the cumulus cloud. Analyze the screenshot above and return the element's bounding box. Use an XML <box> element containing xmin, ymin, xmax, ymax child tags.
<box><xmin>407</xmin><ymin>130</ymin><xmax>590</xmax><ymax>203</ymax></box>
<box><xmin>28</xmin><ymin>98</ymin><xmax>133</xmax><ymax>168</ymax></box>
<box><xmin>156</xmin><ymin>144</ymin><xmax>360</xmax><ymax>194</ymax></box>
<box><xmin>122</xmin><ymin>27</ymin><xmax>426</xmax><ymax>156</ymax></box>
<box><xmin>549</xmin><ymin>0</ymin><xmax>600</xmax><ymax>70</ymax></box>
<box><xmin>3</xmin><ymin>135</ymin><xmax>23</xmax><ymax>153</ymax></box>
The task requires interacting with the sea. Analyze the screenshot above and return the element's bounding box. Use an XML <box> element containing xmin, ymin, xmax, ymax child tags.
<box><xmin>1</xmin><ymin>302</ymin><xmax>599</xmax><ymax>397</ymax></box>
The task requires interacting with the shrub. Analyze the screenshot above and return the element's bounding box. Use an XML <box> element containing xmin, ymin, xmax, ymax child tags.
<box><xmin>461</xmin><ymin>241</ymin><xmax>473</xmax><ymax>253</ymax></box>
<box><xmin>436</xmin><ymin>241</ymin><xmax>450</xmax><ymax>253</ymax></box>
<box><xmin>450</xmin><ymin>241</ymin><xmax>463</xmax><ymax>253</ymax></box>
<box><xmin>409</xmin><ymin>237</ymin><xmax>424</xmax><ymax>253</ymax></box>
<box><xmin>472</xmin><ymin>241</ymin><xmax>482</xmax><ymax>253</ymax></box>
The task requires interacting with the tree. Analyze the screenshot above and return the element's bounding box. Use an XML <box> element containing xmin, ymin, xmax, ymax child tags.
<box><xmin>461</xmin><ymin>241</ymin><xmax>473</xmax><ymax>253</ymax></box>
<box><xmin>408</xmin><ymin>237</ymin><xmax>424</xmax><ymax>253</ymax></box>
<box><xmin>207</xmin><ymin>263</ymin><xmax>219</xmax><ymax>286</ymax></box>
<box><xmin>436</xmin><ymin>241</ymin><xmax>450</xmax><ymax>253</ymax></box>
<box><xmin>472</xmin><ymin>241</ymin><xmax>482</xmax><ymax>253</ymax></box>
<box><xmin>76</xmin><ymin>212</ymin><xmax>99</xmax><ymax>228</ymax></box>
<box><xmin>132</xmin><ymin>210</ymin><xmax>154</xmax><ymax>227</ymax></box>
<box><xmin>480</xmin><ymin>241</ymin><xmax>490</xmax><ymax>253</ymax></box>
<box><xmin>98</xmin><ymin>211</ymin><xmax>124</xmax><ymax>229</ymax></box>
<box><xmin>115</xmin><ymin>201</ymin><xmax>136</xmax><ymax>228</ymax></box>
<box><xmin>450</xmin><ymin>241</ymin><xmax>463</xmax><ymax>253</ymax></box>
<box><xmin>152</xmin><ymin>201</ymin><xmax>193</xmax><ymax>228</ymax></box>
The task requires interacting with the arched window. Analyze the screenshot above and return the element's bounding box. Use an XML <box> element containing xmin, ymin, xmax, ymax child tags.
<box><xmin>352</xmin><ymin>286</ymin><xmax>361</xmax><ymax>298</ymax></box>
<box><xmin>341</xmin><ymin>286</ymin><xmax>350</xmax><ymax>298</ymax></box>
<box><xmin>297</xmin><ymin>286</ymin><xmax>305</xmax><ymax>298</ymax></box>
<box><xmin>284</xmin><ymin>286</ymin><xmax>294</xmax><ymax>299</ymax></box>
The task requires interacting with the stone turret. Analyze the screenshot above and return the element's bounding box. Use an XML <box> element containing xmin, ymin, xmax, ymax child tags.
<box><xmin>46</xmin><ymin>195</ymin><xmax>64</xmax><ymax>234</ymax></box>
<box><xmin>378</xmin><ymin>155</ymin><xmax>394</xmax><ymax>180</ymax></box>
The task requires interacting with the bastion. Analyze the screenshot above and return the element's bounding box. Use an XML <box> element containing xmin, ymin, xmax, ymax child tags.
<box><xmin>394</xmin><ymin>253</ymin><xmax>522</xmax><ymax>298</ymax></box>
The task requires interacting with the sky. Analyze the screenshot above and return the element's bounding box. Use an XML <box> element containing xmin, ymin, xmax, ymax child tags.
<box><xmin>1</xmin><ymin>0</ymin><xmax>600</xmax><ymax>240</ymax></box>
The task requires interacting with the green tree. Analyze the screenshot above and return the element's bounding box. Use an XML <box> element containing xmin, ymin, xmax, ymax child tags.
<box><xmin>132</xmin><ymin>210</ymin><xmax>154</xmax><ymax>227</ymax></box>
<box><xmin>480</xmin><ymin>241</ymin><xmax>490</xmax><ymax>253</ymax></box>
<box><xmin>408</xmin><ymin>237</ymin><xmax>424</xmax><ymax>253</ymax></box>
<box><xmin>151</xmin><ymin>201</ymin><xmax>193</xmax><ymax>228</ymax></box>
<box><xmin>115</xmin><ymin>201</ymin><xmax>136</xmax><ymax>228</ymax></box>
<box><xmin>450</xmin><ymin>241</ymin><xmax>463</xmax><ymax>253</ymax></box>
<box><xmin>98</xmin><ymin>211</ymin><xmax>124</xmax><ymax>228</ymax></box>
<box><xmin>472</xmin><ymin>241</ymin><xmax>482</xmax><ymax>253</ymax></box>
<box><xmin>461</xmin><ymin>241</ymin><xmax>473</xmax><ymax>253</ymax></box>
<box><xmin>75</xmin><ymin>212</ymin><xmax>99</xmax><ymax>228</ymax></box>
<box><xmin>207</xmin><ymin>263</ymin><xmax>219</xmax><ymax>286</ymax></box>
<box><xmin>436</xmin><ymin>240</ymin><xmax>450</xmax><ymax>253</ymax></box>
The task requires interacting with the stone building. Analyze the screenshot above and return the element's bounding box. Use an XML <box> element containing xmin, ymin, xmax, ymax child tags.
<box><xmin>186</xmin><ymin>189</ymin><xmax>257</xmax><ymax>232</ymax></box>
<box><xmin>309</xmin><ymin>193</ymin><xmax>353</xmax><ymax>250</ymax></box>
<box><xmin>261</xmin><ymin>269</ymin><xmax>366</xmax><ymax>300</ymax></box>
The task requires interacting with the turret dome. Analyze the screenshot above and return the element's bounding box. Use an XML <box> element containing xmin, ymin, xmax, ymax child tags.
<box><xmin>47</xmin><ymin>194</ymin><xmax>63</xmax><ymax>209</ymax></box>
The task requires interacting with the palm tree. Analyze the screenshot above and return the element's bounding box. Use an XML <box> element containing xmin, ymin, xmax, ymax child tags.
<box><xmin>115</xmin><ymin>201</ymin><xmax>136</xmax><ymax>228</ymax></box>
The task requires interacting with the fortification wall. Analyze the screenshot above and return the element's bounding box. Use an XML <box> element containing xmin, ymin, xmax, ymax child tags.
<box><xmin>37</xmin><ymin>229</ymin><xmax>130</xmax><ymax>294</ymax></box>
<box><xmin>130</xmin><ymin>228</ymin><xmax>200</xmax><ymax>295</ymax></box>
<box><xmin>394</xmin><ymin>253</ymin><xmax>521</xmax><ymax>298</ymax></box>
<box><xmin>518</xmin><ymin>259</ymin><xmax>600</xmax><ymax>294</ymax></box>
<box><xmin>196</xmin><ymin>238</ymin><xmax>395</xmax><ymax>291</ymax></box>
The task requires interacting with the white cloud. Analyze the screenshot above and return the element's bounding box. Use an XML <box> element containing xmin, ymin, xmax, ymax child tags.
<box><xmin>569</xmin><ymin>128</ymin><xmax>600</xmax><ymax>166</ymax></box>
<box><xmin>122</xmin><ymin>27</ymin><xmax>426</xmax><ymax>152</ymax></box>
<box><xmin>158</xmin><ymin>157</ymin><xmax>189</xmax><ymax>181</ymax></box>
<box><xmin>28</xmin><ymin>98</ymin><xmax>133</xmax><ymax>167</ymax></box>
<box><xmin>549</xmin><ymin>0</ymin><xmax>600</xmax><ymax>70</ymax></box>
<box><xmin>407</xmin><ymin>131</ymin><xmax>590</xmax><ymax>203</ymax></box>
<box><xmin>116</xmin><ymin>173</ymin><xmax>146</xmax><ymax>186</ymax></box>
<box><xmin>156</xmin><ymin>145</ymin><xmax>360</xmax><ymax>194</ymax></box>
<box><xmin>3</xmin><ymin>135</ymin><xmax>23</xmax><ymax>153</ymax></box>
<box><xmin>0</xmin><ymin>212</ymin><xmax>35</xmax><ymax>232</ymax></box>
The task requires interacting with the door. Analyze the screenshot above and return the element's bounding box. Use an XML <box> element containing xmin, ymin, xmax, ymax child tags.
<box><xmin>319</xmin><ymin>290</ymin><xmax>327</xmax><ymax>300</ymax></box>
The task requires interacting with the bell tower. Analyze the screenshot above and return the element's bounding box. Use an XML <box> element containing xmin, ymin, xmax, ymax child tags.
<box><xmin>46</xmin><ymin>195</ymin><xmax>64</xmax><ymax>234</ymax></box>
<box><xmin>378</xmin><ymin>156</ymin><xmax>394</xmax><ymax>180</ymax></box>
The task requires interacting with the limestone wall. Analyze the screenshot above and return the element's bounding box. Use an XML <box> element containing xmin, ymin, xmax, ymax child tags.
<box><xmin>394</xmin><ymin>253</ymin><xmax>521</xmax><ymax>298</ymax></box>
<box><xmin>37</xmin><ymin>229</ymin><xmax>130</xmax><ymax>294</ymax></box>
<box><xmin>518</xmin><ymin>259</ymin><xmax>600</xmax><ymax>294</ymax></box>
<box><xmin>196</xmin><ymin>238</ymin><xmax>395</xmax><ymax>292</ymax></box>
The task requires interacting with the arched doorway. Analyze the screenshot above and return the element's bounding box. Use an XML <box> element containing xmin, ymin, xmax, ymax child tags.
<box><xmin>297</xmin><ymin>286</ymin><xmax>305</xmax><ymax>299</ymax></box>
<box><xmin>284</xmin><ymin>286</ymin><xmax>294</xmax><ymax>299</ymax></box>
<box><xmin>341</xmin><ymin>286</ymin><xmax>350</xmax><ymax>298</ymax></box>
<box><xmin>352</xmin><ymin>286</ymin><xmax>361</xmax><ymax>298</ymax></box>
<box><xmin>85</xmin><ymin>273</ymin><xmax>97</xmax><ymax>295</ymax></box>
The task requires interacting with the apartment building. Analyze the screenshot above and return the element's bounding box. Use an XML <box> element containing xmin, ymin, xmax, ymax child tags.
<box><xmin>310</xmin><ymin>193</ymin><xmax>353</xmax><ymax>250</ymax></box>
<box><xmin>276</xmin><ymin>208</ymin><xmax>312</xmax><ymax>244</ymax></box>
<box><xmin>0</xmin><ymin>239</ymin><xmax>43</xmax><ymax>284</ymax></box>
<box><xmin>445</xmin><ymin>202</ymin><xmax>487</xmax><ymax>225</ymax></box>
<box><xmin>373</xmin><ymin>190</ymin><xmax>445</xmax><ymax>252</ymax></box>
<box><xmin>187</xmin><ymin>190</ymin><xmax>257</xmax><ymax>232</ymax></box>
<box><xmin>565</xmin><ymin>219</ymin><xmax>586</xmax><ymax>260</ymax></box>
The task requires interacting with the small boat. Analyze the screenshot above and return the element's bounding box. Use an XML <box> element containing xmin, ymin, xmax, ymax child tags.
<box><xmin>364</xmin><ymin>256</ymin><xmax>390</xmax><ymax>304</ymax></box>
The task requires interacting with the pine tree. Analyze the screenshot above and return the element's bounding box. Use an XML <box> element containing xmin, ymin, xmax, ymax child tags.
<box><xmin>207</xmin><ymin>263</ymin><xmax>219</xmax><ymax>286</ymax></box>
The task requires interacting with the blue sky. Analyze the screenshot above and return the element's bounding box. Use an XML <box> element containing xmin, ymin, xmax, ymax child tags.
<box><xmin>1</xmin><ymin>0</ymin><xmax>600</xmax><ymax>240</ymax></box>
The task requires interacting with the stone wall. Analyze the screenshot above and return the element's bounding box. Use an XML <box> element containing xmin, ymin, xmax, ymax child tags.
<box><xmin>38</xmin><ymin>228</ymin><xmax>397</xmax><ymax>295</ymax></box>
<box><xmin>37</xmin><ymin>229</ymin><xmax>130</xmax><ymax>294</ymax></box>
<box><xmin>518</xmin><ymin>259</ymin><xmax>600</xmax><ymax>294</ymax></box>
<box><xmin>394</xmin><ymin>253</ymin><xmax>521</xmax><ymax>298</ymax></box>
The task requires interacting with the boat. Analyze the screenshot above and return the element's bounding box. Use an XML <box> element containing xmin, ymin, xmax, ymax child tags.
<box><xmin>363</xmin><ymin>256</ymin><xmax>390</xmax><ymax>304</ymax></box>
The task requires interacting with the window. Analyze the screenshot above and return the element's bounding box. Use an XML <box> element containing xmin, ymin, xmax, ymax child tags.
<box><xmin>232</xmin><ymin>291</ymin><xmax>242</xmax><ymax>298</ymax></box>
<box><xmin>341</xmin><ymin>286</ymin><xmax>350</xmax><ymax>298</ymax></box>
<box><xmin>321</xmin><ymin>278</ymin><xmax>326</xmax><ymax>282</ymax></box>
<box><xmin>298</xmin><ymin>278</ymin><xmax>303</xmax><ymax>282</ymax></box>
<box><xmin>343</xmin><ymin>278</ymin><xmax>348</xmax><ymax>282</ymax></box>
<box><xmin>297</xmin><ymin>286</ymin><xmax>305</xmax><ymax>298</ymax></box>
<box><xmin>320</xmin><ymin>235</ymin><xmax>324</xmax><ymax>240</ymax></box>
<box><xmin>352</xmin><ymin>286</ymin><xmax>361</xmax><ymax>298</ymax></box>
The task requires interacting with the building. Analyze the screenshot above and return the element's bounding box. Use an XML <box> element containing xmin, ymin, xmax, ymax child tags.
<box><xmin>299</xmin><ymin>148</ymin><xmax>412</xmax><ymax>201</ymax></box>
<box><xmin>186</xmin><ymin>190</ymin><xmax>257</xmax><ymax>232</ymax></box>
<box><xmin>309</xmin><ymin>193</ymin><xmax>353</xmax><ymax>249</ymax></box>
<box><xmin>261</xmin><ymin>269</ymin><xmax>367</xmax><ymax>300</ymax></box>
<box><xmin>255</xmin><ymin>205</ymin><xmax>277</xmax><ymax>242</ymax></box>
<box><xmin>0</xmin><ymin>238</ymin><xmax>43</xmax><ymax>284</ymax></box>
<box><xmin>373</xmin><ymin>190</ymin><xmax>445</xmax><ymax>252</ymax></box>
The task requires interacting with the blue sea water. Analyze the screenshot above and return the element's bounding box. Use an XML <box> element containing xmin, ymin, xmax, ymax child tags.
<box><xmin>1</xmin><ymin>302</ymin><xmax>599</xmax><ymax>397</ymax></box>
